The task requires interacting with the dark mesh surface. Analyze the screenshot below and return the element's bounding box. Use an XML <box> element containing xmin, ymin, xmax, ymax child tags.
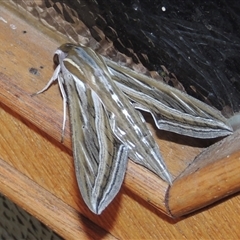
<box><xmin>0</xmin><ymin>194</ymin><xmax>63</xmax><ymax>240</ymax></box>
<box><xmin>49</xmin><ymin>0</ymin><xmax>240</xmax><ymax>116</ymax></box>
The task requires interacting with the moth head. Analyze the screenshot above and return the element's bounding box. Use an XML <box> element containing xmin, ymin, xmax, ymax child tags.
<box><xmin>53</xmin><ymin>43</ymin><xmax>78</xmax><ymax>66</ymax></box>
<box><xmin>58</xmin><ymin>43</ymin><xmax>77</xmax><ymax>53</ymax></box>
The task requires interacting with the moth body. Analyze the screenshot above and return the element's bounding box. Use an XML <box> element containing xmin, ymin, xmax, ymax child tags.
<box><xmin>35</xmin><ymin>43</ymin><xmax>232</xmax><ymax>214</ymax></box>
<box><xmin>61</xmin><ymin>44</ymin><xmax>172</xmax><ymax>183</ymax></box>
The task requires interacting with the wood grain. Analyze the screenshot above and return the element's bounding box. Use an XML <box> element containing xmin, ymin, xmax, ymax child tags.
<box><xmin>1</xmin><ymin>3</ymin><xmax>240</xmax><ymax>239</ymax></box>
<box><xmin>0</xmin><ymin>3</ymin><xmax>201</xmax><ymax>216</ymax></box>
<box><xmin>1</xmin><ymin>102</ymin><xmax>240</xmax><ymax>239</ymax></box>
<box><xmin>168</xmin><ymin>128</ymin><xmax>240</xmax><ymax>217</ymax></box>
<box><xmin>0</xmin><ymin>154</ymin><xmax>116</xmax><ymax>240</ymax></box>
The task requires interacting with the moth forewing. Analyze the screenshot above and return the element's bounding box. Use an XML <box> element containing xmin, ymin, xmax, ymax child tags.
<box><xmin>106</xmin><ymin>59</ymin><xmax>233</xmax><ymax>138</ymax></box>
<box><xmin>65</xmin><ymin>74</ymin><xmax>129</xmax><ymax>214</ymax></box>
<box><xmin>34</xmin><ymin>43</ymin><xmax>173</xmax><ymax>214</ymax></box>
<box><xmin>34</xmin><ymin>42</ymin><xmax>232</xmax><ymax>215</ymax></box>
<box><xmin>62</xmin><ymin>45</ymin><xmax>172</xmax><ymax>184</ymax></box>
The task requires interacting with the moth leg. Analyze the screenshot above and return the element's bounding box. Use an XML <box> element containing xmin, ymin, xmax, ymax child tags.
<box><xmin>32</xmin><ymin>65</ymin><xmax>61</xmax><ymax>95</ymax></box>
<box><xmin>32</xmin><ymin>64</ymin><xmax>67</xmax><ymax>141</ymax></box>
<box><xmin>57</xmin><ymin>74</ymin><xmax>68</xmax><ymax>141</ymax></box>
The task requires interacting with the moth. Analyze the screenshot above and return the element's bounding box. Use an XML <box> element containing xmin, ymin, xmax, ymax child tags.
<box><xmin>34</xmin><ymin>43</ymin><xmax>232</xmax><ymax>214</ymax></box>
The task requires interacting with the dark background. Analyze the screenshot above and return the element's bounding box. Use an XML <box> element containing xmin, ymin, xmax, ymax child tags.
<box><xmin>50</xmin><ymin>0</ymin><xmax>240</xmax><ymax>116</ymax></box>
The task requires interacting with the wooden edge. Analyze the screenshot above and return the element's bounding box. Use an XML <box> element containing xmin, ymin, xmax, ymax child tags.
<box><xmin>125</xmin><ymin>161</ymin><xmax>169</xmax><ymax>213</ymax></box>
<box><xmin>0</xmin><ymin>3</ymin><xmax>170</xmax><ymax>217</ymax></box>
<box><xmin>1</xmin><ymin>3</ymin><xmax>240</xmax><ymax>220</ymax></box>
<box><xmin>0</xmin><ymin>157</ymin><xmax>116</xmax><ymax>240</ymax></box>
<box><xmin>167</xmin><ymin>129</ymin><xmax>240</xmax><ymax>217</ymax></box>
<box><xmin>0</xmin><ymin>62</ymin><xmax>169</xmax><ymax>215</ymax></box>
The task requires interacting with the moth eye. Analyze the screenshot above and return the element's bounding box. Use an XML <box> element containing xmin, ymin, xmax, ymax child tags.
<box><xmin>53</xmin><ymin>54</ymin><xmax>59</xmax><ymax>65</ymax></box>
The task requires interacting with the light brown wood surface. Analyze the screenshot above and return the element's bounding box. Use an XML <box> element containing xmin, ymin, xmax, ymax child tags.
<box><xmin>168</xmin><ymin>128</ymin><xmax>240</xmax><ymax>217</ymax></box>
<box><xmin>0</xmin><ymin>4</ymin><xmax>240</xmax><ymax>239</ymax></box>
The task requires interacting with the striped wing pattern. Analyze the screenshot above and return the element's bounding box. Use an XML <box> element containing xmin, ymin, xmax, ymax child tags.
<box><xmin>65</xmin><ymin>76</ymin><xmax>129</xmax><ymax>214</ymax></box>
<box><xmin>35</xmin><ymin>43</ymin><xmax>232</xmax><ymax>214</ymax></box>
